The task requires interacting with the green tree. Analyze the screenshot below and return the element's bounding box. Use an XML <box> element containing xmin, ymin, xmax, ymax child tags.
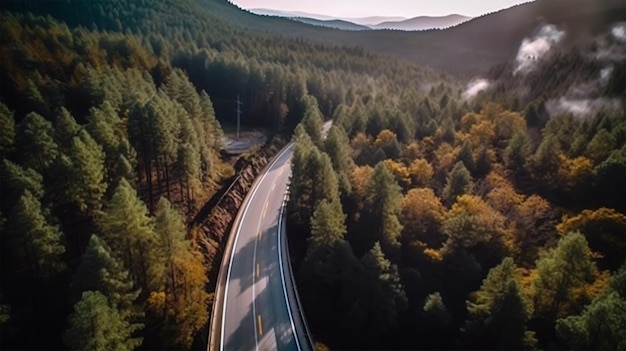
<box><xmin>151</xmin><ymin>198</ymin><xmax>210</xmax><ymax>349</ymax></box>
<box><xmin>465</xmin><ymin>257</ymin><xmax>534</xmax><ymax>350</ymax></box>
<box><xmin>457</xmin><ymin>140</ymin><xmax>475</xmax><ymax>174</ymax></box>
<box><xmin>64</xmin><ymin>291</ymin><xmax>141</xmax><ymax>351</ymax></box>
<box><xmin>8</xmin><ymin>190</ymin><xmax>65</xmax><ymax>278</ymax></box>
<box><xmin>72</xmin><ymin>235</ymin><xmax>142</xmax><ymax>325</ymax></box>
<box><xmin>301</xmin><ymin>95</ymin><xmax>324</xmax><ymax>147</ymax></box>
<box><xmin>556</xmin><ymin>266</ymin><xmax>626</xmax><ymax>351</ymax></box>
<box><xmin>54</xmin><ymin>107</ymin><xmax>80</xmax><ymax>152</ymax></box>
<box><xmin>361</xmin><ymin>162</ymin><xmax>403</xmax><ymax>257</ymax></box>
<box><xmin>504</xmin><ymin>132</ymin><xmax>532</xmax><ymax>174</ymax></box>
<box><xmin>323</xmin><ymin>125</ymin><xmax>353</xmax><ymax>196</ymax></box>
<box><xmin>309</xmin><ymin>199</ymin><xmax>347</xmax><ymax>254</ymax></box>
<box><xmin>0</xmin><ymin>159</ymin><xmax>44</xmax><ymax>204</ymax></box>
<box><xmin>442</xmin><ymin>161</ymin><xmax>473</xmax><ymax>205</ymax></box>
<box><xmin>532</xmin><ymin>231</ymin><xmax>599</xmax><ymax>321</ymax></box>
<box><xmin>15</xmin><ymin>112</ymin><xmax>59</xmax><ymax>172</ymax></box>
<box><xmin>97</xmin><ymin>178</ymin><xmax>162</xmax><ymax>293</ymax></box>
<box><xmin>0</xmin><ymin>102</ymin><xmax>16</xmax><ymax>158</ymax></box>
<box><xmin>68</xmin><ymin>130</ymin><xmax>107</xmax><ymax>213</ymax></box>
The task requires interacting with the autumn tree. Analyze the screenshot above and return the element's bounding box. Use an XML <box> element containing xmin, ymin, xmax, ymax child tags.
<box><xmin>150</xmin><ymin>198</ymin><xmax>210</xmax><ymax>349</ymax></box>
<box><xmin>556</xmin><ymin>266</ymin><xmax>626</xmax><ymax>351</ymax></box>
<box><xmin>64</xmin><ymin>291</ymin><xmax>141</xmax><ymax>351</ymax></box>
<box><xmin>400</xmin><ymin>188</ymin><xmax>445</xmax><ymax>249</ymax></box>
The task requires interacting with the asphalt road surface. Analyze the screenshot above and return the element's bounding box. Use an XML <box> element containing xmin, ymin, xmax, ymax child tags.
<box><xmin>215</xmin><ymin>143</ymin><xmax>308</xmax><ymax>351</ymax></box>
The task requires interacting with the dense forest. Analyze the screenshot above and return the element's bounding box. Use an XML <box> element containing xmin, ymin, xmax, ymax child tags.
<box><xmin>287</xmin><ymin>25</ymin><xmax>626</xmax><ymax>351</ymax></box>
<box><xmin>0</xmin><ymin>0</ymin><xmax>454</xmax><ymax>349</ymax></box>
<box><xmin>1</xmin><ymin>0</ymin><xmax>625</xmax><ymax>350</ymax></box>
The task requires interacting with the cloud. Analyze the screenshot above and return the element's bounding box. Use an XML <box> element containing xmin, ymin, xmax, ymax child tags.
<box><xmin>612</xmin><ymin>23</ymin><xmax>626</xmax><ymax>42</ymax></box>
<box><xmin>462</xmin><ymin>79</ymin><xmax>490</xmax><ymax>100</ymax></box>
<box><xmin>546</xmin><ymin>98</ymin><xmax>622</xmax><ymax>117</ymax></box>
<box><xmin>600</xmin><ymin>66</ymin><xmax>613</xmax><ymax>86</ymax></box>
<box><xmin>514</xmin><ymin>24</ymin><xmax>565</xmax><ymax>75</ymax></box>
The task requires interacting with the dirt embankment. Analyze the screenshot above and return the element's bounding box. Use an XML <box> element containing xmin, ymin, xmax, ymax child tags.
<box><xmin>191</xmin><ymin>138</ymin><xmax>285</xmax><ymax>292</ymax></box>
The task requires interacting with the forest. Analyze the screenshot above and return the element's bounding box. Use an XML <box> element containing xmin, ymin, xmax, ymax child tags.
<box><xmin>0</xmin><ymin>0</ymin><xmax>625</xmax><ymax>350</ymax></box>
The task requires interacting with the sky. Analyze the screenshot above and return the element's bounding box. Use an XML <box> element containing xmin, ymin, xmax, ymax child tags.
<box><xmin>230</xmin><ymin>0</ymin><xmax>532</xmax><ymax>18</ymax></box>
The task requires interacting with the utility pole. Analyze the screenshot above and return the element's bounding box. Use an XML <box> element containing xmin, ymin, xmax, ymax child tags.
<box><xmin>236</xmin><ymin>94</ymin><xmax>242</xmax><ymax>139</ymax></box>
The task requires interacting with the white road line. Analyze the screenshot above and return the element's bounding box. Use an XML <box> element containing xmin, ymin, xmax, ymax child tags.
<box><xmin>278</xmin><ymin>192</ymin><xmax>302</xmax><ymax>351</ymax></box>
<box><xmin>252</xmin><ymin>220</ymin><xmax>260</xmax><ymax>351</ymax></box>
<box><xmin>220</xmin><ymin>145</ymin><xmax>293</xmax><ymax>351</ymax></box>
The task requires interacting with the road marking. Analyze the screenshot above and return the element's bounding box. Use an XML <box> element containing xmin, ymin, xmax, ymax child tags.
<box><xmin>257</xmin><ymin>314</ymin><xmax>263</xmax><ymax>337</ymax></box>
<box><xmin>220</xmin><ymin>144</ymin><xmax>294</xmax><ymax>351</ymax></box>
<box><xmin>271</xmin><ymin>183</ymin><xmax>276</xmax><ymax>192</ymax></box>
<box><xmin>262</xmin><ymin>202</ymin><xmax>269</xmax><ymax>219</ymax></box>
<box><xmin>256</xmin><ymin>263</ymin><xmax>260</xmax><ymax>278</ymax></box>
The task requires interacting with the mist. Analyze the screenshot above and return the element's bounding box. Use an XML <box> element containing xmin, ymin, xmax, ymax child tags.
<box><xmin>462</xmin><ymin>79</ymin><xmax>490</xmax><ymax>100</ymax></box>
<box><xmin>612</xmin><ymin>22</ymin><xmax>626</xmax><ymax>43</ymax></box>
<box><xmin>514</xmin><ymin>24</ymin><xmax>565</xmax><ymax>75</ymax></box>
<box><xmin>546</xmin><ymin>98</ymin><xmax>622</xmax><ymax>118</ymax></box>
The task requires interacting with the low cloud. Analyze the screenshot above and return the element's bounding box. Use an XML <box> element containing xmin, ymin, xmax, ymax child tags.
<box><xmin>612</xmin><ymin>22</ymin><xmax>626</xmax><ymax>43</ymax></box>
<box><xmin>546</xmin><ymin>98</ymin><xmax>622</xmax><ymax>117</ymax></box>
<box><xmin>600</xmin><ymin>66</ymin><xmax>613</xmax><ymax>86</ymax></box>
<box><xmin>462</xmin><ymin>79</ymin><xmax>490</xmax><ymax>100</ymax></box>
<box><xmin>514</xmin><ymin>24</ymin><xmax>565</xmax><ymax>75</ymax></box>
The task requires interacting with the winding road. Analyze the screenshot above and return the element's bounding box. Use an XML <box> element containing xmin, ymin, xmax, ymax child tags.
<box><xmin>208</xmin><ymin>143</ymin><xmax>311</xmax><ymax>351</ymax></box>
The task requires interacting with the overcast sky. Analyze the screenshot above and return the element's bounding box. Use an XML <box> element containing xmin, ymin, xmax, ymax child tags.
<box><xmin>230</xmin><ymin>0</ymin><xmax>533</xmax><ymax>18</ymax></box>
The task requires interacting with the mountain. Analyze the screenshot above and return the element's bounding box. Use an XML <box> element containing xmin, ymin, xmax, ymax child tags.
<box><xmin>372</xmin><ymin>14</ymin><xmax>471</xmax><ymax>31</ymax></box>
<box><xmin>291</xmin><ymin>17</ymin><xmax>371</xmax><ymax>31</ymax></box>
<box><xmin>345</xmin><ymin>16</ymin><xmax>408</xmax><ymax>26</ymax></box>
<box><xmin>250</xmin><ymin>9</ymin><xmax>406</xmax><ymax>26</ymax></box>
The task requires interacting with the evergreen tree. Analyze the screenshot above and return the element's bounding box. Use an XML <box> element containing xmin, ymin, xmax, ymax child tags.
<box><xmin>0</xmin><ymin>102</ymin><xmax>16</xmax><ymax>158</ymax></box>
<box><xmin>323</xmin><ymin>125</ymin><xmax>353</xmax><ymax>196</ymax></box>
<box><xmin>504</xmin><ymin>131</ymin><xmax>532</xmax><ymax>174</ymax></box>
<box><xmin>54</xmin><ymin>107</ymin><xmax>80</xmax><ymax>152</ymax></box>
<box><xmin>532</xmin><ymin>231</ymin><xmax>599</xmax><ymax>320</ymax></box>
<box><xmin>301</xmin><ymin>95</ymin><xmax>324</xmax><ymax>147</ymax></box>
<box><xmin>15</xmin><ymin>112</ymin><xmax>59</xmax><ymax>172</ymax></box>
<box><xmin>0</xmin><ymin>159</ymin><xmax>45</xmax><ymax>205</ymax></box>
<box><xmin>465</xmin><ymin>257</ymin><xmax>534</xmax><ymax>350</ymax></box>
<box><xmin>457</xmin><ymin>140</ymin><xmax>475</xmax><ymax>174</ymax></box>
<box><xmin>68</xmin><ymin>130</ymin><xmax>107</xmax><ymax>213</ymax></box>
<box><xmin>361</xmin><ymin>162</ymin><xmax>403</xmax><ymax>257</ymax></box>
<box><xmin>309</xmin><ymin>199</ymin><xmax>347</xmax><ymax>254</ymax></box>
<box><xmin>64</xmin><ymin>291</ymin><xmax>141</xmax><ymax>351</ymax></box>
<box><xmin>442</xmin><ymin>161</ymin><xmax>473</xmax><ymax>205</ymax></box>
<box><xmin>97</xmin><ymin>178</ymin><xmax>162</xmax><ymax>293</ymax></box>
<box><xmin>72</xmin><ymin>235</ymin><xmax>142</xmax><ymax>325</ymax></box>
<box><xmin>8</xmin><ymin>190</ymin><xmax>65</xmax><ymax>278</ymax></box>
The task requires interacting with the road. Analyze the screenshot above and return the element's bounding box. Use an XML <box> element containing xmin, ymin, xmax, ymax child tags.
<box><xmin>209</xmin><ymin>143</ymin><xmax>311</xmax><ymax>351</ymax></box>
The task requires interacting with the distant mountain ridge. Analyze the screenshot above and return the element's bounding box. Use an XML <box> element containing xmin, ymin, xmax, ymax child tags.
<box><xmin>250</xmin><ymin>8</ymin><xmax>470</xmax><ymax>31</ymax></box>
<box><xmin>372</xmin><ymin>14</ymin><xmax>471</xmax><ymax>31</ymax></box>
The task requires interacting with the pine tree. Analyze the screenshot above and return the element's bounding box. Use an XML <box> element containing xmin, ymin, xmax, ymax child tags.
<box><xmin>465</xmin><ymin>257</ymin><xmax>534</xmax><ymax>350</ymax></box>
<box><xmin>97</xmin><ymin>179</ymin><xmax>162</xmax><ymax>293</ymax></box>
<box><xmin>361</xmin><ymin>162</ymin><xmax>403</xmax><ymax>257</ymax></box>
<box><xmin>72</xmin><ymin>235</ymin><xmax>142</xmax><ymax>325</ymax></box>
<box><xmin>504</xmin><ymin>132</ymin><xmax>532</xmax><ymax>173</ymax></box>
<box><xmin>301</xmin><ymin>95</ymin><xmax>324</xmax><ymax>147</ymax></box>
<box><xmin>0</xmin><ymin>159</ymin><xmax>44</xmax><ymax>205</ymax></box>
<box><xmin>360</xmin><ymin>242</ymin><xmax>407</xmax><ymax>334</ymax></box>
<box><xmin>0</xmin><ymin>102</ymin><xmax>16</xmax><ymax>158</ymax></box>
<box><xmin>151</xmin><ymin>198</ymin><xmax>209</xmax><ymax>349</ymax></box>
<box><xmin>442</xmin><ymin>161</ymin><xmax>473</xmax><ymax>205</ymax></box>
<box><xmin>68</xmin><ymin>130</ymin><xmax>107</xmax><ymax>214</ymax></box>
<box><xmin>309</xmin><ymin>199</ymin><xmax>347</xmax><ymax>254</ymax></box>
<box><xmin>532</xmin><ymin>231</ymin><xmax>599</xmax><ymax>320</ymax></box>
<box><xmin>8</xmin><ymin>190</ymin><xmax>65</xmax><ymax>278</ymax></box>
<box><xmin>54</xmin><ymin>107</ymin><xmax>80</xmax><ymax>152</ymax></box>
<box><xmin>323</xmin><ymin>125</ymin><xmax>353</xmax><ymax>196</ymax></box>
<box><xmin>64</xmin><ymin>291</ymin><xmax>141</xmax><ymax>351</ymax></box>
<box><xmin>15</xmin><ymin>112</ymin><xmax>59</xmax><ymax>172</ymax></box>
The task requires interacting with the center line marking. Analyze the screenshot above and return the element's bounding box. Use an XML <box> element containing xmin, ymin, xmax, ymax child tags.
<box><xmin>262</xmin><ymin>202</ymin><xmax>269</xmax><ymax>219</ymax></box>
<box><xmin>256</xmin><ymin>263</ymin><xmax>260</xmax><ymax>278</ymax></box>
<box><xmin>257</xmin><ymin>314</ymin><xmax>263</xmax><ymax>336</ymax></box>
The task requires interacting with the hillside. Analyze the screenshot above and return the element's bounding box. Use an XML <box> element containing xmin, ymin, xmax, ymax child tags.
<box><xmin>291</xmin><ymin>17</ymin><xmax>370</xmax><ymax>31</ymax></box>
<box><xmin>198</xmin><ymin>0</ymin><xmax>626</xmax><ymax>75</ymax></box>
<box><xmin>372</xmin><ymin>14</ymin><xmax>471</xmax><ymax>31</ymax></box>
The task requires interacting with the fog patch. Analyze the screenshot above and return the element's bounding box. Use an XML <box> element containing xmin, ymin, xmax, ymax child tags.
<box><xmin>612</xmin><ymin>22</ymin><xmax>626</xmax><ymax>43</ymax></box>
<box><xmin>514</xmin><ymin>24</ymin><xmax>565</xmax><ymax>75</ymax></box>
<box><xmin>546</xmin><ymin>98</ymin><xmax>622</xmax><ymax>117</ymax></box>
<box><xmin>462</xmin><ymin>79</ymin><xmax>490</xmax><ymax>100</ymax></box>
<box><xmin>600</xmin><ymin>66</ymin><xmax>613</xmax><ymax>86</ymax></box>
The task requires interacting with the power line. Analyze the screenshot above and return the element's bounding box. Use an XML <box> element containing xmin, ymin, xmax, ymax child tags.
<box><xmin>236</xmin><ymin>94</ymin><xmax>243</xmax><ymax>139</ymax></box>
